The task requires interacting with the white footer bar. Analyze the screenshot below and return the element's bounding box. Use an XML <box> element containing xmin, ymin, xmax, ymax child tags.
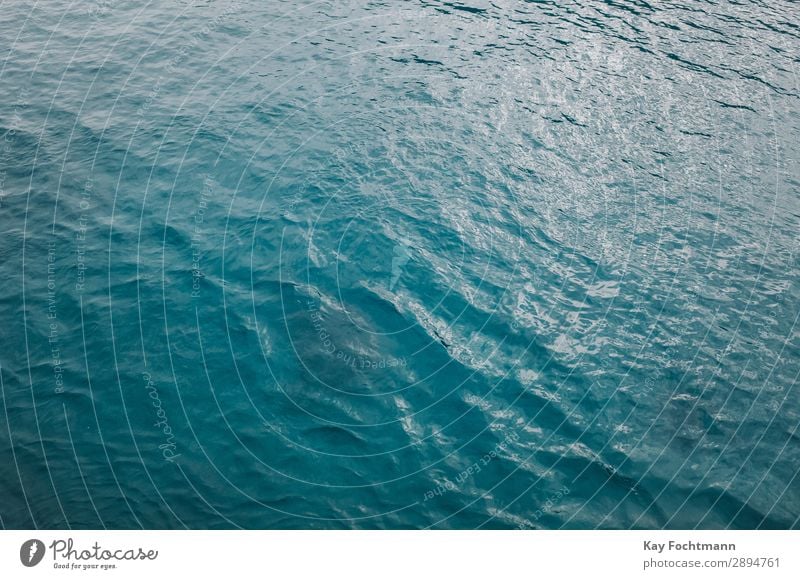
<box><xmin>1</xmin><ymin>531</ymin><xmax>797</xmax><ymax>578</ymax></box>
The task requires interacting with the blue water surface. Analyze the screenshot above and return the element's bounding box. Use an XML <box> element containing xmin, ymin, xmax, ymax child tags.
<box><xmin>0</xmin><ymin>0</ymin><xmax>799</xmax><ymax>529</ymax></box>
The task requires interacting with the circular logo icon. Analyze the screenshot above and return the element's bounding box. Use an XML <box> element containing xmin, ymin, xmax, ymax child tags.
<box><xmin>20</xmin><ymin>539</ymin><xmax>46</xmax><ymax>567</ymax></box>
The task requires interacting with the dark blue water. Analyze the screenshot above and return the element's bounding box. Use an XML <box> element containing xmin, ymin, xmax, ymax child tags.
<box><xmin>1</xmin><ymin>0</ymin><xmax>798</xmax><ymax>529</ymax></box>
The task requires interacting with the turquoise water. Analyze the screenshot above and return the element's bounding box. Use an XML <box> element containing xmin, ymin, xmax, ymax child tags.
<box><xmin>1</xmin><ymin>0</ymin><xmax>798</xmax><ymax>529</ymax></box>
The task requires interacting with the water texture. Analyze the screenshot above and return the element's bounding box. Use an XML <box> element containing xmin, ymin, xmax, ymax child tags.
<box><xmin>0</xmin><ymin>0</ymin><xmax>798</xmax><ymax>529</ymax></box>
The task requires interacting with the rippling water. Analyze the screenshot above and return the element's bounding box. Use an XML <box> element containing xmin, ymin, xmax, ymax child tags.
<box><xmin>1</xmin><ymin>0</ymin><xmax>798</xmax><ymax>529</ymax></box>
